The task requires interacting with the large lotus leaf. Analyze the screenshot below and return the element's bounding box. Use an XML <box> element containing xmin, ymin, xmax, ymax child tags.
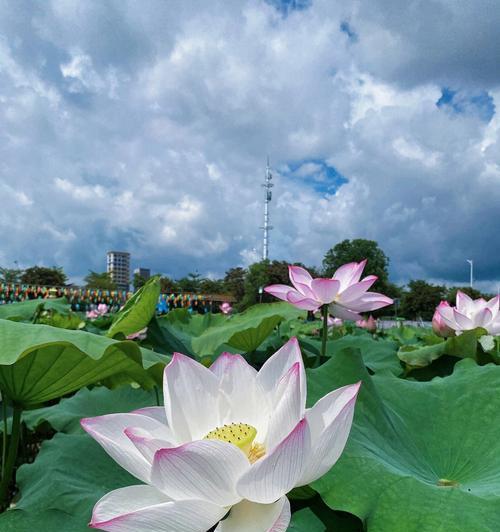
<box><xmin>0</xmin><ymin>509</ymin><xmax>87</xmax><ymax>531</ymax></box>
<box><xmin>0</xmin><ymin>298</ymin><xmax>70</xmax><ymax>321</ymax></box>
<box><xmin>227</xmin><ymin>314</ymin><xmax>283</xmax><ymax>352</ymax></box>
<box><xmin>23</xmin><ymin>385</ymin><xmax>158</xmax><ymax>434</ymax></box>
<box><xmin>398</xmin><ymin>327</ymin><xmax>486</xmax><ymax>368</ymax></box>
<box><xmin>0</xmin><ymin>319</ymin><xmax>168</xmax><ymax>407</ymax></box>
<box><xmin>165</xmin><ymin>309</ymin><xmax>228</xmax><ymax>336</ymax></box>
<box><xmin>192</xmin><ymin>302</ymin><xmax>304</xmax><ymax>356</ymax></box>
<box><xmin>327</xmin><ymin>335</ymin><xmax>402</xmax><ymax>375</ymax></box>
<box><xmin>145</xmin><ymin>316</ymin><xmax>196</xmax><ymax>357</ymax></box>
<box><xmin>300</xmin><ymin>335</ymin><xmax>402</xmax><ymax>375</ymax></box>
<box><xmin>107</xmin><ymin>276</ymin><xmax>160</xmax><ymax>338</ymax></box>
<box><xmin>308</xmin><ymin>348</ymin><xmax>500</xmax><ymax>531</ymax></box>
<box><xmin>14</xmin><ymin>432</ymin><xmax>135</xmax><ymax>520</ymax></box>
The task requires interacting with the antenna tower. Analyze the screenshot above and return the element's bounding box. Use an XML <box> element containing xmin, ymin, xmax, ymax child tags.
<box><xmin>261</xmin><ymin>157</ymin><xmax>274</xmax><ymax>260</ymax></box>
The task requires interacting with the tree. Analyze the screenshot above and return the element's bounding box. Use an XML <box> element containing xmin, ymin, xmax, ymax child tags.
<box><xmin>84</xmin><ymin>271</ymin><xmax>117</xmax><ymax>290</ymax></box>
<box><xmin>159</xmin><ymin>276</ymin><xmax>179</xmax><ymax>293</ymax></box>
<box><xmin>323</xmin><ymin>239</ymin><xmax>390</xmax><ymax>293</ymax></box>
<box><xmin>20</xmin><ymin>266</ymin><xmax>67</xmax><ymax>286</ymax></box>
<box><xmin>240</xmin><ymin>260</ymin><xmax>294</xmax><ymax>309</ymax></box>
<box><xmin>176</xmin><ymin>272</ymin><xmax>202</xmax><ymax>293</ymax></box>
<box><xmin>133</xmin><ymin>273</ymin><xmax>148</xmax><ymax>291</ymax></box>
<box><xmin>0</xmin><ymin>268</ymin><xmax>22</xmax><ymax>284</ymax></box>
<box><xmin>400</xmin><ymin>280</ymin><xmax>447</xmax><ymax>320</ymax></box>
<box><xmin>199</xmin><ymin>278</ymin><xmax>225</xmax><ymax>294</ymax></box>
<box><xmin>223</xmin><ymin>267</ymin><xmax>247</xmax><ymax>301</ymax></box>
<box><xmin>446</xmin><ymin>286</ymin><xmax>492</xmax><ymax>304</ymax></box>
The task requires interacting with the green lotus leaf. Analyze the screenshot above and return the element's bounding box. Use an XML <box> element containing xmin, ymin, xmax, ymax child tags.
<box><xmin>0</xmin><ymin>509</ymin><xmax>87</xmax><ymax>531</ymax></box>
<box><xmin>23</xmin><ymin>385</ymin><xmax>158</xmax><ymax>434</ymax></box>
<box><xmin>227</xmin><ymin>314</ymin><xmax>283</xmax><ymax>352</ymax></box>
<box><xmin>14</xmin><ymin>433</ymin><xmax>135</xmax><ymax>520</ymax></box>
<box><xmin>308</xmin><ymin>348</ymin><xmax>500</xmax><ymax>531</ymax></box>
<box><xmin>107</xmin><ymin>276</ymin><xmax>161</xmax><ymax>338</ymax></box>
<box><xmin>0</xmin><ymin>298</ymin><xmax>70</xmax><ymax>321</ymax></box>
<box><xmin>0</xmin><ymin>319</ymin><xmax>168</xmax><ymax>407</ymax></box>
<box><xmin>191</xmin><ymin>302</ymin><xmax>304</xmax><ymax>356</ymax></box>
<box><xmin>398</xmin><ymin>328</ymin><xmax>487</xmax><ymax>368</ymax></box>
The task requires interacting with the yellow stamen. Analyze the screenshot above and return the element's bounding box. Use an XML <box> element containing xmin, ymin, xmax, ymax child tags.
<box><xmin>204</xmin><ymin>423</ymin><xmax>266</xmax><ymax>461</ymax></box>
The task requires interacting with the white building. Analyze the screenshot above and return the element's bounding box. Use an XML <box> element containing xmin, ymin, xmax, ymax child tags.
<box><xmin>107</xmin><ymin>251</ymin><xmax>130</xmax><ymax>291</ymax></box>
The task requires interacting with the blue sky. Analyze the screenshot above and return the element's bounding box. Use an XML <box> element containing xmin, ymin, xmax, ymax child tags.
<box><xmin>0</xmin><ymin>0</ymin><xmax>500</xmax><ymax>290</ymax></box>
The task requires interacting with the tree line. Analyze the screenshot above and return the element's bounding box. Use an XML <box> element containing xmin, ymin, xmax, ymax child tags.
<box><xmin>1</xmin><ymin>239</ymin><xmax>492</xmax><ymax>319</ymax></box>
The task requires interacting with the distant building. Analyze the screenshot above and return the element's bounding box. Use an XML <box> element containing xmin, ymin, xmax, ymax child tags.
<box><xmin>133</xmin><ymin>267</ymin><xmax>151</xmax><ymax>281</ymax></box>
<box><xmin>107</xmin><ymin>251</ymin><xmax>130</xmax><ymax>291</ymax></box>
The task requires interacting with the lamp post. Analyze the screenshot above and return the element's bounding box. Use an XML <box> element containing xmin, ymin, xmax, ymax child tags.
<box><xmin>466</xmin><ymin>259</ymin><xmax>473</xmax><ymax>288</ymax></box>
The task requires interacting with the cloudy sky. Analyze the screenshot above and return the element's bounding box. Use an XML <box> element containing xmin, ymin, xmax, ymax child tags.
<box><xmin>1</xmin><ymin>0</ymin><xmax>499</xmax><ymax>289</ymax></box>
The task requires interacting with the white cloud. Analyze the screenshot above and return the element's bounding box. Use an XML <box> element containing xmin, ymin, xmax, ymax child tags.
<box><xmin>0</xmin><ymin>0</ymin><xmax>499</xmax><ymax>289</ymax></box>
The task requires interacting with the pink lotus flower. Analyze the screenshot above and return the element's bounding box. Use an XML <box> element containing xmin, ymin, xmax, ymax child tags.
<box><xmin>97</xmin><ymin>303</ymin><xmax>109</xmax><ymax>315</ymax></box>
<box><xmin>81</xmin><ymin>338</ymin><xmax>360</xmax><ymax>531</ymax></box>
<box><xmin>432</xmin><ymin>302</ymin><xmax>455</xmax><ymax>338</ymax></box>
<box><xmin>86</xmin><ymin>304</ymin><xmax>109</xmax><ymax>320</ymax></box>
<box><xmin>265</xmin><ymin>262</ymin><xmax>393</xmax><ymax>320</ymax></box>
<box><xmin>220</xmin><ymin>302</ymin><xmax>233</xmax><ymax>315</ymax></box>
<box><xmin>356</xmin><ymin>315</ymin><xmax>377</xmax><ymax>332</ymax></box>
<box><xmin>328</xmin><ymin>316</ymin><xmax>343</xmax><ymax>328</ymax></box>
<box><xmin>126</xmin><ymin>327</ymin><xmax>148</xmax><ymax>341</ymax></box>
<box><xmin>436</xmin><ymin>291</ymin><xmax>500</xmax><ymax>335</ymax></box>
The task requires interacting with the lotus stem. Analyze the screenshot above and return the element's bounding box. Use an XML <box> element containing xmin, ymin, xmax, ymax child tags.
<box><xmin>320</xmin><ymin>304</ymin><xmax>328</xmax><ymax>366</ymax></box>
<box><xmin>1</xmin><ymin>394</ymin><xmax>7</xmax><ymax>480</ymax></box>
<box><xmin>0</xmin><ymin>404</ymin><xmax>22</xmax><ymax>509</ymax></box>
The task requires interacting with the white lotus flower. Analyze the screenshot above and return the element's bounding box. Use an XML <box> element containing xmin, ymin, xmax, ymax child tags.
<box><xmin>81</xmin><ymin>338</ymin><xmax>360</xmax><ymax>531</ymax></box>
<box><xmin>437</xmin><ymin>291</ymin><xmax>500</xmax><ymax>335</ymax></box>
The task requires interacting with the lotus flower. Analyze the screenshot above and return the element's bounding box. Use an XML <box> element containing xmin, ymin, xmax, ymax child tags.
<box><xmin>81</xmin><ymin>338</ymin><xmax>360</xmax><ymax>531</ymax></box>
<box><xmin>313</xmin><ymin>311</ymin><xmax>342</xmax><ymax>328</ymax></box>
<box><xmin>436</xmin><ymin>291</ymin><xmax>500</xmax><ymax>335</ymax></box>
<box><xmin>220</xmin><ymin>302</ymin><xmax>233</xmax><ymax>315</ymax></box>
<box><xmin>356</xmin><ymin>315</ymin><xmax>377</xmax><ymax>332</ymax></box>
<box><xmin>432</xmin><ymin>302</ymin><xmax>455</xmax><ymax>338</ymax></box>
<box><xmin>126</xmin><ymin>327</ymin><xmax>148</xmax><ymax>341</ymax></box>
<box><xmin>265</xmin><ymin>262</ymin><xmax>392</xmax><ymax>320</ymax></box>
<box><xmin>86</xmin><ymin>304</ymin><xmax>109</xmax><ymax>320</ymax></box>
<box><xmin>328</xmin><ymin>316</ymin><xmax>343</xmax><ymax>328</ymax></box>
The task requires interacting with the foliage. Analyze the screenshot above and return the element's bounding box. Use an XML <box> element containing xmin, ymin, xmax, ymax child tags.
<box><xmin>400</xmin><ymin>279</ymin><xmax>446</xmax><ymax>320</ymax></box>
<box><xmin>223</xmin><ymin>267</ymin><xmax>247</xmax><ymax>300</ymax></box>
<box><xmin>0</xmin><ymin>268</ymin><xmax>22</xmax><ymax>284</ymax></box>
<box><xmin>107</xmin><ymin>276</ymin><xmax>161</xmax><ymax>338</ymax></box>
<box><xmin>132</xmin><ymin>272</ymin><xmax>147</xmax><ymax>290</ymax></box>
<box><xmin>322</xmin><ymin>239</ymin><xmax>389</xmax><ymax>284</ymax></box>
<box><xmin>0</xmin><ymin>319</ymin><xmax>166</xmax><ymax>407</ymax></box>
<box><xmin>0</xmin><ymin>298</ymin><xmax>70</xmax><ymax>321</ymax></box>
<box><xmin>309</xmin><ymin>349</ymin><xmax>500</xmax><ymax>531</ymax></box>
<box><xmin>240</xmin><ymin>259</ymin><xmax>306</xmax><ymax>309</ymax></box>
<box><xmin>1</xmin><ymin>280</ymin><xmax>499</xmax><ymax>529</ymax></box>
<box><xmin>20</xmin><ymin>266</ymin><xmax>67</xmax><ymax>286</ymax></box>
<box><xmin>159</xmin><ymin>275</ymin><xmax>179</xmax><ymax>293</ymax></box>
<box><xmin>84</xmin><ymin>270</ymin><xmax>117</xmax><ymax>290</ymax></box>
<box><xmin>446</xmin><ymin>285</ymin><xmax>492</xmax><ymax>303</ymax></box>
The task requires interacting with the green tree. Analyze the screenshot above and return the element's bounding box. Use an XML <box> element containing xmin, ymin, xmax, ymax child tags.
<box><xmin>0</xmin><ymin>268</ymin><xmax>22</xmax><ymax>284</ymax></box>
<box><xmin>199</xmin><ymin>278</ymin><xmax>225</xmax><ymax>294</ymax></box>
<box><xmin>159</xmin><ymin>276</ymin><xmax>179</xmax><ymax>293</ymax></box>
<box><xmin>446</xmin><ymin>286</ymin><xmax>492</xmax><ymax>304</ymax></box>
<box><xmin>133</xmin><ymin>273</ymin><xmax>148</xmax><ymax>291</ymax></box>
<box><xmin>20</xmin><ymin>266</ymin><xmax>67</xmax><ymax>286</ymax></box>
<box><xmin>176</xmin><ymin>272</ymin><xmax>202</xmax><ymax>293</ymax></box>
<box><xmin>323</xmin><ymin>239</ymin><xmax>389</xmax><ymax>281</ymax></box>
<box><xmin>400</xmin><ymin>280</ymin><xmax>447</xmax><ymax>320</ymax></box>
<box><xmin>223</xmin><ymin>267</ymin><xmax>247</xmax><ymax>301</ymax></box>
<box><xmin>84</xmin><ymin>271</ymin><xmax>117</xmax><ymax>290</ymax></box>
<box><xmin>240</xmin><ymin>260</ymin><xmax>294</xmax><ymax>309</ymax></box>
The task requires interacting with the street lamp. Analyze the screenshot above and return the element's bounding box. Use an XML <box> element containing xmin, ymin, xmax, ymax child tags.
<box><xmin>466</xmin><ymin>259</ymin><xmax>473</xmax><ymax>288</ymax></box>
